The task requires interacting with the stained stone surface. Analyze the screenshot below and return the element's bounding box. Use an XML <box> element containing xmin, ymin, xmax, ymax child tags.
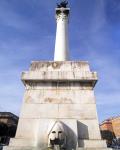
<box><xmin>4</xmin><ymin>61</ymin><xmax>112</xmax><ymax>150</ymax></box>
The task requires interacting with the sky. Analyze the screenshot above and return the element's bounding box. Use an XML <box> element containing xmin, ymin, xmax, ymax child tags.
<box><xmin>0</xmin><ymin>0</ymin><xmax>120</xmax><ymax>122</ymax></box>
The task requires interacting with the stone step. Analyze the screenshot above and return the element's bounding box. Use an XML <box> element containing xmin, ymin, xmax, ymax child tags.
<box><xmin>3</xmin><ymin>146</ymin><xmax>35</xmax><ymax>150</ymax></box>
<box><xmin>3</xmin><ymin>147</ymin><xmax>113</xmax><ymax>150</ymax></box>
<box><xmin>78</xmin><ymin>140</ymin><xmax>107</xmax><ymax>148</ymax></box>
<box><xmin>77</xmin><ymin>148</ymin><xmax>113</xmax><ymax>150</ymax></box>
<box><xmin>8</xmin><ymin>138</ymin><xmax>35</xmax><ymax>147</ymax></box>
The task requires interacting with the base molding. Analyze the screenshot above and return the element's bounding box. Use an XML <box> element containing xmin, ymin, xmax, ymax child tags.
<box><xmin>3</xmin><ymin>139</ymin><xmax>113</xmax><ymax>150</ymax></box>
<box><xmin>3</xmin><ymin>146</ymin><xmax>113</xmax><ymax>150</ymax></box>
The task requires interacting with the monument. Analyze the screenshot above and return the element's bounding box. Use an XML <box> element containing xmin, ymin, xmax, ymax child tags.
<box><xmin>4</xmin><ymin>1</ymin><xmax>112</xmax><ymax>150</ymax></box>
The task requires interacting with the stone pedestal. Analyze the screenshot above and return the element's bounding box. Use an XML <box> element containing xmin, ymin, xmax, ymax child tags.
<box><xmin>4</xmin><ymin>61</ymin><xmax>112</xmax><ymax>150</ymax></box>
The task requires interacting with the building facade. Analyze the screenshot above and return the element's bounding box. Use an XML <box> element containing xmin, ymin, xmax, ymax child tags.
<box><xmin>100</xmin><ymin>116</ymin><xmax>120</xmax><ymax>138</ymax></box>
<box><xmin>100</xmin><ymin>116</ymin><xmax>120</xmax><ymax>147</ymax></box>
<box><xmin>0</xmin><ymin>112</ymin><xmax>18</xmax><ymax>145</ymax></box>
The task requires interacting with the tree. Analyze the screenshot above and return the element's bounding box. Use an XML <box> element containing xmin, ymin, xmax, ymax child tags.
<box><xmin>101</xmin><ymin>130</ymin><xmax>115</xmax><ymax>147</ymax></box>
<box><xmin>0</xmin><ymin>123</ymin><xmax>8</xmax><ymax>136</ymax></box>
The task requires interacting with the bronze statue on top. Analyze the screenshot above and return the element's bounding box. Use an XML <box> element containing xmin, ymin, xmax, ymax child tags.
<box><xmin>57</xmin><ymin>0</ymin><xmax>68</xmax><ymax>8</ymax></box>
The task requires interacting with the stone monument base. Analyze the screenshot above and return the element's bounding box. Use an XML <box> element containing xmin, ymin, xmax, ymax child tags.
<box><xmin>3</xmin><ymin>61</ymin><xmax>113</xmax><ymax>150</ymax></box>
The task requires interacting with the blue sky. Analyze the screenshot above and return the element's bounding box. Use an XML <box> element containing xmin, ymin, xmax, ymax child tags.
<box><xmin>0</xmin><ymin>0</ymin><xmax>120</xmax><ymax>122</ymax></box>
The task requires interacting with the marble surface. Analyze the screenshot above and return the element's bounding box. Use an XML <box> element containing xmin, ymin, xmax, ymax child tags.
<box><xmin>4</xmin><ymin>61</ymin><xmax>110</xmax><ymax>150</ymax></box>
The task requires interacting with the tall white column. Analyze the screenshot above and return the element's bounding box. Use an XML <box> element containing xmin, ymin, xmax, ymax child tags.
<box><xmin>54</xmin><ymin>7</ymin><xmax>70</xmax><ymax>61</ymax></box>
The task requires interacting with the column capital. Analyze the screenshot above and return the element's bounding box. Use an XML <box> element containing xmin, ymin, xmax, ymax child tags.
<box><xmin>55</xmin><ymin>8</ymin><xmax>70</xmax><ymax>21</ymax></box>
<box><xmin>56</xmin><ymin>7</ymin><xmax>70</xmax><ymax>15</ymax></box>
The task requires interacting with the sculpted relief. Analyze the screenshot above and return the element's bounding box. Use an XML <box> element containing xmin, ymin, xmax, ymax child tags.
<box><xmin>48</xmin><ymin>121</ymin><xmax>66</xmax><ymax>149</ymax></box>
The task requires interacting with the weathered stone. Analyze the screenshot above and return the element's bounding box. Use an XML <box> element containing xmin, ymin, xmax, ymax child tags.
<box><xmin>78</xmin><ymin>140</ymin><xmax>107</xmax><ymax>148</ymax></box>
<box><xmin>4</xmin><ymin>61</ymin><xmax>110</xmax><ymax>150</ymax></box>
<box><xmin>23</xmin><ymin>90</ymin><xmax>95</xmax><ymax>104</ymax></box>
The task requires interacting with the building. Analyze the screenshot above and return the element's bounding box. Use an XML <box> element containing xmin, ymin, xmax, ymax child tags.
<box><xmin>100</xmin><ymin>116</ymin><xmax>120</xmax><ymax>147</ymax></box>
<box><xmin>100</xmin><ymin>116</ymin><xmax>120</xmax><ymax>138</ymax></box>
<box><xmin>0</xmin><ymin>112</ymin><xmax>18</xmax><ymax>126</ymax></box>
<box><xmin>0</xmin><ymin>112</ymin><xmax>18</xmax><ymax>145</ymax></box>
<box><xmin>100</xmin><ymin>119</ymin><xmax>113</xmax><ymax>133</ymax></box>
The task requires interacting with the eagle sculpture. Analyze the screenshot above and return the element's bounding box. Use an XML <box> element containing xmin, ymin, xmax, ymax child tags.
<box><xmin>57</xmin><ymin>0</ymin><xmax>68</xmax><ymax>8</ymax></box>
